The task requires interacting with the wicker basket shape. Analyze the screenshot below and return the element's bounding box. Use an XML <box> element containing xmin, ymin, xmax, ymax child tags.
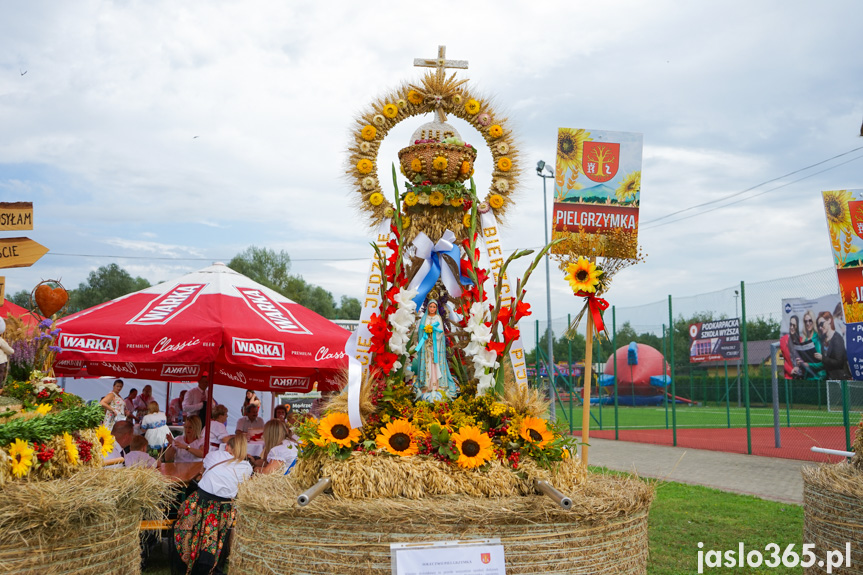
<box><xmin>398</xmin><ymin>142</ymin><xmax>477</xmax><ymax>185</ymax></box>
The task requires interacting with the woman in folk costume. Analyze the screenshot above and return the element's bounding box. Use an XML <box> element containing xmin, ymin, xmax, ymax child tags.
<box><xmin>412</xmin><ymin>298</ymin><xmax>459</xmax><ymax>402</ymax></box>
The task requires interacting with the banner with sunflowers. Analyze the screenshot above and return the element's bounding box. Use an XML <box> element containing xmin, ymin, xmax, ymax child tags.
<box><xmin>551</xmin><ymin>128</ymin><xmax>642</xmax><ymax>258</ymax></box>
<box><xmin>821</xmin><ymin>188</ymin><xmax>863</xmax><ymax>380</ymax></box>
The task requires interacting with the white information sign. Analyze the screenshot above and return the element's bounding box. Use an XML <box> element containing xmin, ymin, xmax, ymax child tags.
<box><xmin>391</xmin><ymin>539</ymin><xmax>506</xmax><ymax>575</ymax></box>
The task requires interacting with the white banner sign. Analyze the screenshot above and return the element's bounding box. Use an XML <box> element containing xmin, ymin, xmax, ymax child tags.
<box><xmin>479</xmin><ymin>210</ymin><xmax>529</xmax><ymax>389</ymax></box>
<box><xmin>391</xmin><ymin>539</ymin><xmax>506</xmax><ymax>575</ymax></box>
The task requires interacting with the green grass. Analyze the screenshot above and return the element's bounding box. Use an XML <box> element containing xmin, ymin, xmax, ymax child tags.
<box><xmin>144</xmin><ymin>472</ymin><xmax>805</xmax><ymax>574</ymax></box>
<box><xmin>554</xmin><ymin>402</ymin><xmax>849</xmax><ymax>431</ymax></box>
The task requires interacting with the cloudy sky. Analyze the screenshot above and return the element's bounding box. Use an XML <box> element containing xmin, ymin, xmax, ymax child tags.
<box><xmin>1</xmin><ymin>1</ymin><xmax>861</xmax><ymax>344</ymax></box>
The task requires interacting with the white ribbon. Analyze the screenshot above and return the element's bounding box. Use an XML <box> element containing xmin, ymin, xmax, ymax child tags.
<box><xmin>478</xmin><ymin>210</ymin><xmax>530</xmax><ymax>390</ymax></box>
<box><xmin>345</xmin><ymin>218</ymin><xmax>393</xmax><ymax>429</ymax></box>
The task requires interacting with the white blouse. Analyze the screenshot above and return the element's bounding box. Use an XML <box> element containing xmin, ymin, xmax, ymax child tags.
<box><xmin>209</xmin><ymin>420</ymin><xmax>230</xmax><ymax>446</ymax></box>
<box><xmin>267</xmin><ymin>440</ymin><xmax>298</xmax><ymax>468</ymax></box>
<box><xmin>141</xmin><ymin>412</ymin><xmax>172</xmax><ymax>448</ymax></box>
<box><xmin>173</xmin><ymin>436</ymin><xmax>205</xmax><ymax>462</ymax></box>
<box><xmin>198</xmin><ymin>450</ymin><xmax>253</xmax><ymax>498</ymax></box>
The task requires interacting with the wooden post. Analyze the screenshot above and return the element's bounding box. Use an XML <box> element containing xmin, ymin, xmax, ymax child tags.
<box><xmin>581</xmin><ymin>307</ymin><xmax>595</xmax><ymax>468</ymax></box>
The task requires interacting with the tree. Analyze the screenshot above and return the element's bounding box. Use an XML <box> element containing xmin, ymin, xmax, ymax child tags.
<box><xmin>68</xmin><ymin>264</ymin><xmax>151</xmax><ymax>312</ymax></box>
<box><xmin>228</xmin><ymin>246</ymin><xmax>352</xmax><ymax>320</ymax></box>
<box><xmin>8</xmin><ymin>290</ymin><xmax>30</xmax><ymax>308</ymax></box>
<box><xmin>335</xmin><ymin>296</ymin><xmax>362</xmax><ymax>320</ymax></box>
<box><xmin>746</xmin><ymin>316</ymin><xmax>780</xmax><ymax>341</ymax></box>
<box><xmin>526</xmin><ymin>330</ymin><xmax>587</xmax><ymax>367</ymax></box>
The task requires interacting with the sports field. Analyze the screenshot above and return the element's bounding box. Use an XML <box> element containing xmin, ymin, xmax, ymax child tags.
<box><xmin>557</xmin><ymin>404</ymin><xmax>851</xmax><ymax>431</ymax></box>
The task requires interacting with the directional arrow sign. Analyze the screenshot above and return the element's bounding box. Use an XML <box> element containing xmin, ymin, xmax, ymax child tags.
<box><xmin>0</xmin><ymin>202</ymin><xmax>34</xmax><ymax>231</ymax></box>
<box><xmin>0</xmin><ymin>237</ymin><xmax>49</xmax><ymax>269</ymax></box>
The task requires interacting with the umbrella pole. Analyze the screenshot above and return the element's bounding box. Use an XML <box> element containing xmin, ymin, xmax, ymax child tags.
<box><xmin>203</xmin><ymin>362</ymin><xmax>215</xmax><ymax>456</ymax></box>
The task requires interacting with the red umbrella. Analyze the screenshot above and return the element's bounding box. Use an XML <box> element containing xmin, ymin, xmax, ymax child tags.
<box><xmin>53</xmin><ymin>263</ymin><xmax>351</xmax><ymax>393</ymax></box>
<box><xmin>0</xmin><ymin>300</ymin><xmax>43</xmax><ymax>330</ymax></box>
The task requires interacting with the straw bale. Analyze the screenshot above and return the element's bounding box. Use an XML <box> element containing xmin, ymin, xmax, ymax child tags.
<box><xmin>289</xmin><ymin>451</ymin><xmax>587</xmax><ymax>500</ymax></box>
<box><xmin>802</xmin><ymin>462</ymin><xmax>863</xmax><ymax>574</ymax></box>
<box><xmin>233</xmin><ymin>470</ymin><xmax>653</xmax><ymax>575</ymax></box>
<box><xmin>0</xmin><ymin>467</ymin><xmax>177</xmax><ymax>575</ymax></box>
<box><xmin>851</xmin><ymin>414</ymin><xmax>862</xmax><ymax>471</ymax></box>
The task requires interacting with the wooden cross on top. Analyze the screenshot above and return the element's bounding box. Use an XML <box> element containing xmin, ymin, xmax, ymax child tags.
<box><xmin>413</xmin><ymin>45</ymin><xmax>468</xmax><ymax>83</ymax></box>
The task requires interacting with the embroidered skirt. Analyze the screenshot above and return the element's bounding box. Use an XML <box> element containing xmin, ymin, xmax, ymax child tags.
<box><xmin>173</xmin><ymin>489</ymin><xmax>235</xmax><ymax>574</ymax></box>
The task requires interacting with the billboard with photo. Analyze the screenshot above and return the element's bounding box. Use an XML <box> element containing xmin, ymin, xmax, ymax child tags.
<box><xmin>688</xmin><ymin>319</ymin><xmax>741</xmax><ymax>363</ymax></box>
<box><xmin>780</xmin><ymin>294</ymin><xmax>852</xmax><ymax>380</ymax></box>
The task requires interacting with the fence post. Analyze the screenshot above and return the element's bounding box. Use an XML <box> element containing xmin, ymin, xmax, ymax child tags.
<box><xmin>663</xmin><ymin>324</ymin><xmax>669</xmax><ymax>429</ymax></box>
<box><xmin>784</xmin><ymin>379</ymin><xmax>791</xmax><ymax>427</ymax></box>
<box><xmin>842</xmin><ymin>380</ymin><xmax>852</xmax><ymax>452</ymax></box>
<box><xmin>725</xmin><ymin>361</ymin><xmax>731</xmax><ymax>428</ymax></box>
<box><xmin>770</xmin><ymin>342</ymin><xmax>781</xmax><ymax>448</ymax></box>
<box><xmin>613</xmin><ymin>306</ymin><xmax>619</xmax><ymax>440</ymax></box>
<box><xmin>535</xmin><ymin>319</ymin><xmax>540</xmax><ymax>390</ymax></box>
<box><xmin>741</xmin><ymin>281</ymin><xmax>752</xmax><ymax>455</ymax></box>
<box><xmin>668</xmin><ymin>295</ymin><xmax>677</xmax><ymax>446</ymax></box>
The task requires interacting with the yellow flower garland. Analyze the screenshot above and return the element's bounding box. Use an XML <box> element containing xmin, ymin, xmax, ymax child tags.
<box><xmin>488</xmin><ymin>125</ymin><xmax>503</xmax><ymax>138</ymax></box>
<box><xmin>497</xmin><ymin>157</ymin><xmax>512</xmax><ymax>172</ymax></box>
<box><xmin>356</xmin><ymin>158</ymin><xmax>374</xmax><ymax>174</ymax></box>
<box><xmin>382</xmin><ymin>103</ymin><xmax>399</xmax><ymax>118</ymax></box>
<box><xmin>465</xmin><ymin>99</ymin><xmax>481</xmax><ymax>115</ymax></box>
<box><xmin>407</xmin><ymin>90</ymin><xmax>423</xmax><ymax>105</ymax></box>
<box><xmin>361</xmin><ymin>125</ymin><xmax>377</xmax><ymax>141</ymax></box>
<box><xmin>369</xmin><ymin>193</ymin><xmax>385</xmax><ymax>206</ymax></box>
<box><xmin>489</xmin><ymin>194</ymin><xmax>505</xmax><ymax>209</ymax></box>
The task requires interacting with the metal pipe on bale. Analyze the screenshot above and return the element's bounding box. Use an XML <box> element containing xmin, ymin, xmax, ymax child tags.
<box><xmin>297</xmin><ymin>477</ymin><xmax>332</xmax><ymax>506</ymax></box>
<box><xmin>534</xmin><ymin>479</ymin><xmax>573</xmax><ymax>510</ymax></box>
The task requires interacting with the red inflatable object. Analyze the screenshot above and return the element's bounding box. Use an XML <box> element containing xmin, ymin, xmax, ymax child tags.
<box><xmin>603</xmin><ymin>343</ymin><xmax>671</xmax><ymax>396</ymax></box>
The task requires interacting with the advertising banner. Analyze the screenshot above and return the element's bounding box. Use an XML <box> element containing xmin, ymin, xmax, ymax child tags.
<box><xmin>780</xmin><ymin>294</ymin><xmax>852</xmax><ymax>380</ymax></box>
<box><xmin>820</xmin><ymin>189</ymin><xmax>863</xmax><ymax>380</ymax></box>
<box><xmin>551</xmin><ymin>128</ymin><xmax>643</xmax><ymax>258</ymax></box>
<box><xmin>688</xmin><ymin>319</ymin><xmax>741</xmax><ymax>363</ymax></box>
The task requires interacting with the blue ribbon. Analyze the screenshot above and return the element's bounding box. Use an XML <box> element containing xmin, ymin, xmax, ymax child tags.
<box><xmin>409</xmin><ymin>231</ymin><xmax>473</xmax><ymax>308</ymax></box>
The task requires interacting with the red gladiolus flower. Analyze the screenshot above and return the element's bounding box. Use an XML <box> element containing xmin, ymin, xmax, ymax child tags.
<box><xmin>487</xmin><ymin>341</ymin><xmax>507</xmax><ymax>356</ymax></box>
<box><xmin>515</xmin><ymin>300</ymin><xmax>531</xmax><ymax>320</ymax></box>
<box><xmin>495</xmin><ymin>304</ymin><xmax>513</xmax><ymax>325</ymax></box>
<box><xmin>375</xmin><ymin>351</ymin><xmax>398</xmax><ymax>374</ymax></box>
<box><xmin>503</xmin><ymin>325</ymin><xmax>521</xmax><ymax>343</ymax></box>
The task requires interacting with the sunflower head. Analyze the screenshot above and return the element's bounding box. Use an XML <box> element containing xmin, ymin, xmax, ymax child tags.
<box><xmin>556</xmin><ymin>128</ymin><xmax>590</xmax><ymax>178</ymax></box>
<box><xmin>9</xmin><ymin>438</ymin><xmax>34</xmax><ymax>478</ymax></box>
<box><xmin>317</xmin><ymin>413</ymin><xmax>361</xmax><ymax>448</ymax></box>
<box><xmin>95</xmin><ymin>425</ymin><xmax>115</xmax><ymax>457</ymax></box>
<box><xmin>564</xmin><ymin>257</ymin><xmax>603</xmax><ymax>295</ymax></box>
<box><xmin>615</xmin><ymin>171</ymin><xmax>641</xmax><ymax>202</ymax></box>
<box><xmin>823</xmin><ymin>189</ymin><xmax>853</xmax><ymax>236</ymax></box>
<box><xmin>35</xmin><ymin>403</ymin><xmax>52</xmax><ymax>416</ymax></box>
<box><xmin>452</xmin><ymin>425</ymin><xmax>494</xmax><ymax>469</ymax></box>
<box><xmin>519</xmin><ymin>417</ymin><xmax>554</xmax><ymax>447</ymax></box>
<box><xmin>63</xmin><ymin>432</ymin><xmax>80</xmax><ymax>465</ymax></box>
<box><xmin>376</xmin><ymin>419</ymin><xmax>420</xmax><ymax>456</ymax></box>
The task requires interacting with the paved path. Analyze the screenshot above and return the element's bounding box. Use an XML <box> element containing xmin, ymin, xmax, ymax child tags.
<box><xmin>584</xmin><ymin>438</ymin><xmax>813</xmax><ymax>504</ymax></box>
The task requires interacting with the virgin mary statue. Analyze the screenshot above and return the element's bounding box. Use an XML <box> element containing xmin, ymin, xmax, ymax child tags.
<box><xmin>412</xmin><ymin>299</ymin><xmax>459</xmax><ymax>402</ymax></box>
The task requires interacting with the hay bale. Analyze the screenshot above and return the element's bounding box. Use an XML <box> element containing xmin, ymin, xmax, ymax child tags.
<box><xmin>802</xmin><ymin>463</ymin><xmax>863</xmax><ymax>574</ymax></box>
<box><xmin>0</xmin><ymin>467</ymin><xmax>177</xmax><ymax>575</ymax></box>
<box><xmin>232</xmin><ymin>470</ymin><xmax>653</xmax><ymax>575</ymax></box>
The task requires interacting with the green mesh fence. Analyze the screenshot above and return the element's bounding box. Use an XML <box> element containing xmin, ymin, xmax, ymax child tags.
<box><xmin>528</xmin><ymin>267</ymin><xmax>856</xmax><ymax>463</ymax></box>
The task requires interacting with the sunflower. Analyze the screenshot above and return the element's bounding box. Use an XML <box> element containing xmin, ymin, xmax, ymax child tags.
<box><xmin>376</xmin><ymin>419</ymin><xmax>420</xmax><ymax>456</ymax></box>
<box><xmin>519</xmin><ymin>417</ymin><xmax>554</xmax><ymax>447</ymax></box>
<box><xmin>95</xmin><ymin>425</ymin><xmax>115</xmax><ymax>457</ymax></box>
<box><xmin>317</xmin><ymin>413</ymin><xmax>360</xmax><ymax>448</ymax></box>
<box><xmin>9</xmin><ymin>439</ymin><xmax>34</xmax><ymax>478</ymax></box>
<box><xmin>464</xmin><ymin>99</ymin><xmax>481</xmax><ymax>115</ymax></box>
<box><xmin>497</xmin><ymin>157</ymin><xmax>512</xmax><ymax>172</ymax></box>
<box><xmin>556</xmin><ymin>128</ymin><xmax>590</xmax><ymax>178</ymax></box>
<box><xmin>823</xmin><ymin>189</ymin><xmax>853</xmax><ymax>237</ymax></box>
<box><xmin>360</xmin><ymin>125</ymin><xmax>377</xmax><ymax>141</ymax></box>
<box><xmin>369</xmin><ymin>193</ymin><xmax>384</xmax><ymax>206</ymax></box>
<box><xmin>615</xmin><ymin>171</ymin><xmax>641</xmax><ymax>202</ymax></box>
<box><xmin>488</xmin><ymin>125</ymin><xmax>503</xmax><ymax>139</ymax></box>
<box><xmin>564</xmin><ymin>257</ymin><xmax>603</xmax><ymax>294</ymax></box>
<box><xmin>432</xmin><ymin>156</ymin><xmax>448</xmax><ymax>171</ymax></box>
<box><xmin>382</xmin><ymin>103</ymin><xmax>399</xmax><ymax>118</ymax></box>
<box><xmin>35</xmin><ymin>403</ymin><xmax>52</xmax><ymax>416</ymax></box>
<box><xmin>410</xmin><ymin>158</ymin><xmax>423</xmax><ymax>172</ymax></box>
<box><xmin>407</xmin><ymin>90</ymin><xmax>424</xmax><ymax>105</ymax></box>
<box><xmin>356</xmin><ymin>158</ymin><xmax>374</xmax><ymax>174</ymax></box>
<box><xmin>489</xmin><ymin>194</ymin><xmax>505</xmax><ymax>209</ymax></box>
<box><xmin>429</xmin><ymin>191</ymin><xmax>445</xmax><ymax>206</ymax></box>
<box><xmin>63</xmin><ymin>432</ymin><xmax>80</xmax><ymax>465</ymax></box>
<box><xmin>452</xmin><ymin>426</ymin><xmax>494</xmax><ymax>469</ymax></box>
<box><xmin>404</xmin><ymin>192</ymin><xmax>419</xmax><ymax>206</ymax></box>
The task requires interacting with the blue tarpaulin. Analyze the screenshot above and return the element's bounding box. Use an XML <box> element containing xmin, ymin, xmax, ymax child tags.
<box><xmin>627</xmin><ymin>342</ymin><xmax>638</xmax><ymax>365</ymax></box>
